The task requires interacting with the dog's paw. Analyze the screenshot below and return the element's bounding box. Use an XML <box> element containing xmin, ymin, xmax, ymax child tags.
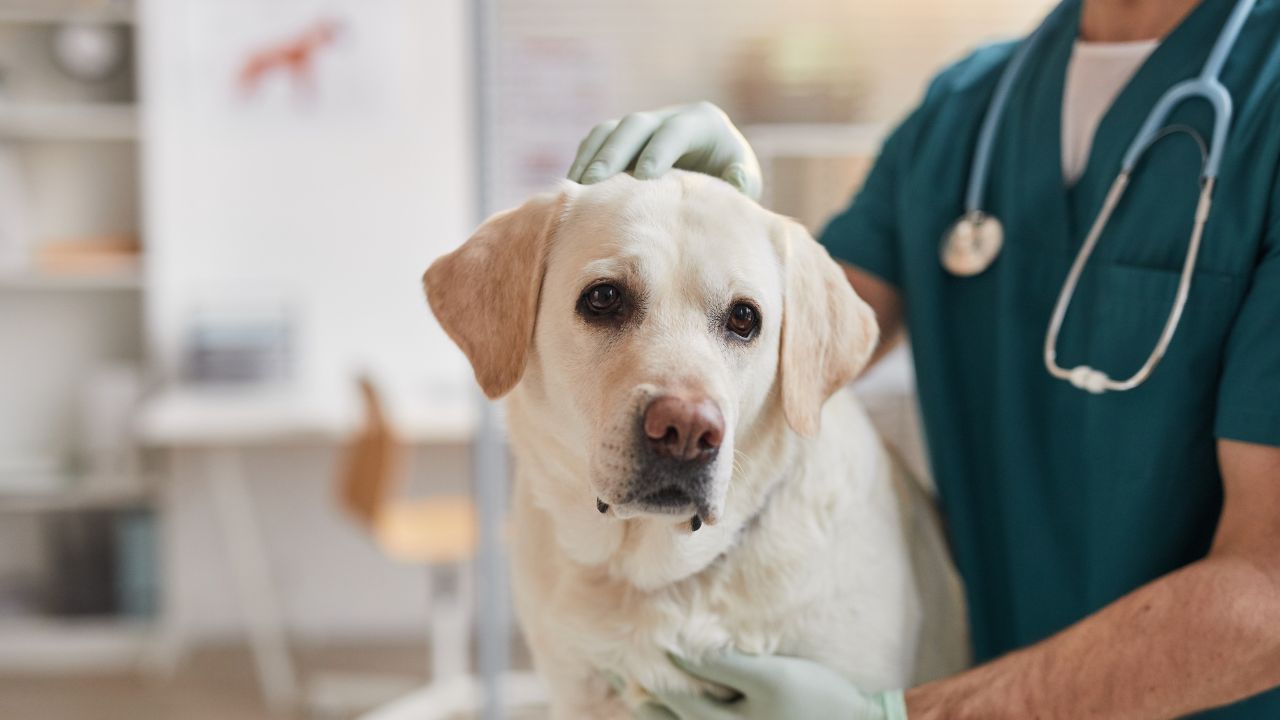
<box><xmin>618</xmin><ymin>649</ymin><xmax>736</xmax><ymax>711</ymax></box>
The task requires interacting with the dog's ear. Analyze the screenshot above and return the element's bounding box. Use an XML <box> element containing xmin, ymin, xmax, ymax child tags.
<box><xmin>424</xmin><ymin>190</ymin><xmax>570</xmax><ymax>399</ymax></box>
<box><xmin>773</xmin><ymin>217</ymin><xmax>879</xmax><ymax>436</ymax></box>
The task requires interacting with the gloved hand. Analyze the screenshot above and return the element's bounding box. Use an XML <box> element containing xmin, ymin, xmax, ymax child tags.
<box><xmin>567</xmin><ymin>102</ymin><xmax>763</xmax><ymax>200</ymax></box>
<box><xmin>635</xmin><ymin>652</ymin><xmax>907</xmax><ymax>720</ymax></box>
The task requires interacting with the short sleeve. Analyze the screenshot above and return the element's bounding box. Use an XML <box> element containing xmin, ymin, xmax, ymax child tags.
<box><xmin>1214</xmin><ymin>232</ymin><xmax>1280</xmax><ymax>447</ymax></box>
<box><xmin>817</xmin><ymin>118</ymin><xmax>913</xmax><ymax>287</ymax></box>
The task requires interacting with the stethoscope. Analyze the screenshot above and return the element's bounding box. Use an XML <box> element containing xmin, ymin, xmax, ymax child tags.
<box><xmin>941</xmin><ymin>0</ymin><xmax>1256</xmax><ymax>394</ymax></box>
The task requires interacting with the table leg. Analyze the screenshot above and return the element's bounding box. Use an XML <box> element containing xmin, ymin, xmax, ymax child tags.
<box><xmin>204</xmin><ymin>447</ymin><xmax>299</xmax><ymax>712</ymax></box>
<box><xmin>147</xmin><ymin>450</ymin><xmax>191</xmax><ymax>678</ymax></box>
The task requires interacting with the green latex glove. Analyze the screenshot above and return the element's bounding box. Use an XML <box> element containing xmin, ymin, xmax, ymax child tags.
<box><xmin>567</xmin><ymin>102</ymin><xmax>763</xmax><ymax>200</ymax></box>
<box><xmin>636</xmin><ymin>652</ymin><xmax>907</xmax><ymax>720</ymax></box>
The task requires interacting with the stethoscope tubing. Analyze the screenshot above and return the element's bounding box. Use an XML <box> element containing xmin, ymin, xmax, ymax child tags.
<box><xmin>958</xmin><ymin>0</ymin><xmax>1255</xmax><ymax>393</ymax></box>
<box><xmin>963</xmin><ymin>0</ymin><xmax>1078</xmax><ymax>215</ymax></box>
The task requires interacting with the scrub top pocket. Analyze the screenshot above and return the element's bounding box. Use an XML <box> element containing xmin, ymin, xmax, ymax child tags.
<box><xmin>1076</xmin><ymin>262</ymin><xmax>1180</xmax><ymax>380</ymax></box>
<box><xmin>1075</xmin><ymin>260</ymin><xmax>1245</xmax><ymax>395</ymax></box>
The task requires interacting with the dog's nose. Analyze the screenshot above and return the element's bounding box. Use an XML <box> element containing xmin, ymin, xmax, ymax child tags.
<box><xmin>643</xmin><ymin>395</ymin><xmax>724</xmax><ymax>462</ymax></box>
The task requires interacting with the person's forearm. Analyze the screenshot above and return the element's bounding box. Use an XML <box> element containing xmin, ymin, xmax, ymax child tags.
<box><xmin>840</xmin><ymin>262</ymin><xmax>904</xmax><ymax>370</ymax></box>
<box><xmin>906</xmin><ymin>552</ymin><xmax>1280</xmax><ymax>719</ymax></box>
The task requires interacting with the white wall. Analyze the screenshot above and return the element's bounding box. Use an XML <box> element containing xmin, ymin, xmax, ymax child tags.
<box><xmin>489</xmin><ymin>0</ymin><xmax>1053</xmax><ymax>207</ymax></box>
<box><xmin>141</xmin><ymin>0</ymin><xmax>473</xmax><ymax>397</ymax></box>
<box><xmin>139</xmin><ymin>0</ymin><xmax>477</xmax><ymax>640</ymax></box>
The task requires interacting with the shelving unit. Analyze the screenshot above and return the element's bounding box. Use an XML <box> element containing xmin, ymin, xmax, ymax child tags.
<box><xmin>0</xmin><ymin>617</ymin><xmax>151</xmax><ymax>673</ymax></box>
<box><xmin>0</xmin><ymin>0</ymin><xmax>145</xmax><ymax>438</ymax></box>
<box><xmin>0</xmin><ymin>102</ymin><xmax>139</xmax><ymax>141</ymax></box>
<box><xmin>0</xmin><ymin>0</ymin><xmax>134</xmax><ymax>26</ymax></box>
<box><xmin>0</xmin><ymin>482</ymin><xmax>151</xmax><ymax>514</ymax></box>
<box><xmin>0</xmin><ymin>0</ymin><xmax>154</xmax><ymax>675</ymax></box>
<box><xmin>0</xmin><ymin>267</ymin><xmax>142</xmax><ymax>290</ymax></box>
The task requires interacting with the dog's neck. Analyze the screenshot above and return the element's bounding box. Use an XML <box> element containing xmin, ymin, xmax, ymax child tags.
<box><xmin>504</xmin><ymin>382</ymin><xmax>802</xmax><ymax>591</ymax></box>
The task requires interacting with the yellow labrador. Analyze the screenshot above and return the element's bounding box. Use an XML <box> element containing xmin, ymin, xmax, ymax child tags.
<box><xmin>425</xmin><ymin>171</ymin><xmax>964</xmax><ymax>718</ymax></box>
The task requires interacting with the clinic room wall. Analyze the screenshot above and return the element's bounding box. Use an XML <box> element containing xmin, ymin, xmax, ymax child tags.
<box><xmin>136</xmin><ymin>0</ymin><xmax>475</xmax><ymax>642</ymax></box>
<box><xmin>489</xmin><ymin>0</ymin><xmax>1053</xmax><ymax>210</ymax></box>
<box><xmin>141</xmin><ymin>0</ymin><xmax>473</xmax><ymax>394</ymax></box>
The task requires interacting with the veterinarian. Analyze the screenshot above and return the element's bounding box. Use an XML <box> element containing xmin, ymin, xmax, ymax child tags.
<box><xmin>567</xmin><ymin>0</ymin><xmax>1280</xmax><ymax>717</ymax></box>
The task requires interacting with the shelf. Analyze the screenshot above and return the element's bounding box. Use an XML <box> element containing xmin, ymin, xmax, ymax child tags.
<box><xmin>0</xmin><ymin>617</ymin><xmax>152</xmax><ymax>673</ymax></box>
<box><xmin>741</xmin><ymin>122</ymin><xmax>888</xmax><ymax>159</ymax></box>
<box><xmin>0</xmin><ymin>268</ymin><xmax>142</xmax><ymax>290</ymax></box>
<box><xmin>137</xmin><ymin>385</ymin><xmax>477</xmax><ymax>448</ymax></box>
<box><xmin>0</xmin><ymin>0</ymin><xmax>133</xmax><ymax>25</ymax></box>
<box><xmin>0</xmin><ymin>268</ymin><xmax>143</xmax><ymax>291</ymax></box>
<box><xmin>0</xmin><ymin>484</ymin><xmax>150</xmax><ymax>513</ymax></box>
<box><xmin>0</xmin><ymin>103</ymin><xmax>138</xmax><ymax>141</ymax></box>
<box><xmin>0</xmin><ymin>461</ymin><xmax>152</xmax><ymax>513</ymax></box>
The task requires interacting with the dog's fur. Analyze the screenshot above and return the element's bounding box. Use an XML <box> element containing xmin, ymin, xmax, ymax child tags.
<box><xmin>425</xmin><ymin>172</ymin><xmax>965</xmax><ymax>718</ymax></box>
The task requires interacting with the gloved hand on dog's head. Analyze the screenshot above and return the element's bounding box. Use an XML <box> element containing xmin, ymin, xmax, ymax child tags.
<box><xmin>567</xmin><ymin>102</ymin><xmax>762</xmax><ymax>201</ymax></box>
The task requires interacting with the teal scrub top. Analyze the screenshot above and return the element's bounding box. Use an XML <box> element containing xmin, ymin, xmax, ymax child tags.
<box><xmin>819</xmin><ymin>0</ymin><xmax>1280</xmax><ymax>715</ymax></box>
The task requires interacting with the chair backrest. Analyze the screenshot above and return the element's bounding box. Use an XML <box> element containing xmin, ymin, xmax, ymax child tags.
<box><xmin>337</xmin><ymin>377</ymin><xmax>403</xmax><ymax>529</ymax></box>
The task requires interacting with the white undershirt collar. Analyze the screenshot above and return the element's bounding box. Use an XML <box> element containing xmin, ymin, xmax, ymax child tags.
<box><xmin>1061</xmin><ymin>38</ymin><xmax>1159</xmax><ymax>185</ymax></box>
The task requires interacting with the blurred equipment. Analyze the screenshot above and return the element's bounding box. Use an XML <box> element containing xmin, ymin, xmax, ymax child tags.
<box><xmin>77</xmin><ymin>363</ymin><xmax>143</xmax><ymax>494</ymax></box>
<box><xmin>37</xmin><ymin>506</ymin><xmax>155</xmax><ymax>620</ymax></box>
<box><xmin>111</xmin><ymin>507</ymin><xmax>156</xmax><ymax>618</ymax></box>
<box><xmin>44</xmin><ymin>511</ymin><xmax>117</xmax><ymax>615</ymax></box>
<box><xmin>731</xmin><ymin>29</ymin><xmax>867</xmax><ymax>125</ymax></box>
<box><xmin>183</xmin><ymin>301</ymin><xmax>295</xmax><ymax>385</ymax></box>
<box><xmin>318</xmin><ymin>377</ymin><xmax>544</xmax><ymax>720</ymax></box>
<box><xmin>944</xmin><ymin>0</ymin><xmax>1255</xmax><ymax>395</ymax></box>
<box><xmin>51</xmin><ymin>22</ymin><xmax>126</xmax><ymax>81</ymax></box>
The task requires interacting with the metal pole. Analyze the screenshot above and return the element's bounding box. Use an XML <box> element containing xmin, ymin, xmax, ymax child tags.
<box><xmin>469</xmin><ymin>0</ymin><xmax>510</xmax><ymax>718</ymax></box>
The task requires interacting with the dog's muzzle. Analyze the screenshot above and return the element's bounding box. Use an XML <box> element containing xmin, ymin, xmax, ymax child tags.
<box><xmin>596</xmin><ymin>393</ymin><xmax>723</xmax><ymax>531</ymax></box>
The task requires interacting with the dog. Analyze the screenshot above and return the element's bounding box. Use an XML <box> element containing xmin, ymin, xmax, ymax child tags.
<box><xmin>424</xmin><ymin>171</ymin><xmax>966</xmax><ymax>718</ymax></box>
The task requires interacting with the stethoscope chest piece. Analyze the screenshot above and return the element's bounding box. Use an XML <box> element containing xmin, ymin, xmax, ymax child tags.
<box><xmin>942</xmin><ymin>212</ymin><xmax>1004</xmax><ymax>276</ymax></box>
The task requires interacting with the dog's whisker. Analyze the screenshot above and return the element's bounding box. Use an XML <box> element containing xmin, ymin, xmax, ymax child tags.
<box><xmin>730</xmin><ymin>454</ymin><xmax>753</xmax><ymax>478</ymax></box>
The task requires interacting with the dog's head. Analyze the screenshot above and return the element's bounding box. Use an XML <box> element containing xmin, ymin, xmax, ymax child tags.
<box><xmin>425</xmin><ymin>172</ymin><xmax>876</xmax><ymax>540</ymax></box>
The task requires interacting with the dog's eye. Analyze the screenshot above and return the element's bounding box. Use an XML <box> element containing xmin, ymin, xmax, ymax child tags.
<box><xmin>727</xmin><ymin>302</ymin><xmax>759</xmax><ymax>339</ymax></box>
<box><xmin>583</xmin><ymin>283</ymin><xmax>622</xmax><ymax>314</ymax></box>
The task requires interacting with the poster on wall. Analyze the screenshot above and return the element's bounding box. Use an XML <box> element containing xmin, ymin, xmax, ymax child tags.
<box><xmin>492</xmin><ymin>36</ymin><xmax>612</xmax><ymax>209</ymax></box>
<box><xmin>181</xmin><ymin>0</ymin><xmax>406</xmax><ymax>127</ymax></box>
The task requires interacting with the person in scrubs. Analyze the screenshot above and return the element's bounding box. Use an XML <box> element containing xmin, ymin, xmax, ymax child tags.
<box><xmin>567</xmin><ymin>0</ymin><xmax>1280</xmax><ymax>717</ymax></box>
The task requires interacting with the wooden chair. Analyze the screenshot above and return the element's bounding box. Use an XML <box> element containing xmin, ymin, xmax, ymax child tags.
<box><xmin>337</xmin><ymin>377</ymin><xmax>478</xmax><ymax>567</ymax></box>
<box><xmin>316</xmin><ymin>377</ymin><xmax>543</xmax><ymax>720</ymax></box>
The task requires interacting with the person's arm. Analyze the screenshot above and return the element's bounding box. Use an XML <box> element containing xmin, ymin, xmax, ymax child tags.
<box><xmin>907</xmin><ymin>438</ymin><xmax>1280</xmax><ymax>720</ymax></box>
<box><xmin>841</xmin><ymin>261</ymin><xmax>905</xmax><ymax>370</ymax></box>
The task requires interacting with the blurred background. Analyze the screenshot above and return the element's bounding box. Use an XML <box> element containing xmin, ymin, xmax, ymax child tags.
<box><xmin>0</xmin><ymin>0</ymin><xmax>1049</xmax><ymax>718</ymax></box>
